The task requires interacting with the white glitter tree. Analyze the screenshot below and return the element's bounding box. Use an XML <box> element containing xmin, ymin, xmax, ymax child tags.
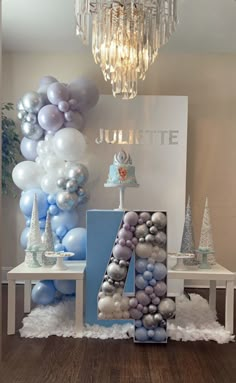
<box><xmin>41</xmin><ymin>211</ymin><xmax>56</xmax><ymax>266</ymax></box>
<box><xmin>25</xmin><ymin>194</ymin><xmax>42</xmax><ymax>267</ymax></box>
<box><xmin>198</xmin><ymin>197</ymin><xmax>216</xmax><ymax>265</ymax></box>
<box><xmin>181</xmin><ymin>196</ymin><xmax>197</xmax><ymax>265</ymax></box>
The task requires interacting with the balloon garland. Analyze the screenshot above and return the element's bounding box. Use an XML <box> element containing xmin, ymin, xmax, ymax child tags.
<box><xmin>12</xmin><ymin>75</ymin><xmax>99</xmax><ymax>264</ymax></box>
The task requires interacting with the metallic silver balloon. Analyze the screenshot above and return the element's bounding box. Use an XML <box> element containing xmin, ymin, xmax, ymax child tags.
<box><xmin>102</xmin><ymin>281</ymin><xmax>116</xmax><ymax>295</ymax></box>
<box><xmin>21</xmin><ymin>121</ymin><xmax>44</xmax><ymax>141</ymax></box>
<box><xmin>56</xmin><ymin>191</ymin><xmax>78</xmax><ymax>211</ymax></box>
<box><xmin>145</xmin><ymin>234</ymin><xmax>155</xmax><ymax>243</ymax></box>
<box><xmin>146</xmin><ymin>220</ymin><xmax>152</xmax><ymax>227</ymax></box>
<box><xmin>66</xmin><ymin>178</ymin><xmax>78</xmax><ymax>193</ymax></box>
<box><xmin>135</xmin><ymin>224</ymin><xmax>149</xmax><ymax>239</ymax></box>
<box><xmin>77</xmin><ymin>187</ymin><xmax>89</xmax><ymax>205</ymax></box>
<box><xmin>151</xmin><ymin>212</ymin><xmax>167</xmax><ymax>229</ymax></box>
<box><xmin>57</xmin><ymin>177</ymin><xmax>67</xmax><ymax>189</ymax></box>
<box><xmin>148</xmin><ymin>304</ymin><xmax>157</xmax><ymax>314</ymax></box>
<box><xmin>22</xmin><ymin>91</ymin><xmax>44</xmax><ymax>113</ymax></box>
<box><xmin>155</xmin><ymin>231</ymin><xmax>167</xmax><ymax>247</ymax></box>
<box><xmin>149</xmin><ymin>226</ymin><xmax>158</xmax><ymax>235</ymax></box>
<box><xmin>139</xmin><ymin>237</ymin><xmax>145</xmax><ymax>243</ymax></box>
<box><xmin>17</xmin><ymin>110</ymin><xmax>27</xmax><ymax>121</ymax></box>
<box><xmin>67</xmin><ymin>164</ymin><xmax>89</xmax><ymax>186</ymax></box>
<box><xmin>142</xmin><ymin>314</ymin><xmax>156</xmax><ymax>329</ymax></box>
<box><xmin>154</xmin><ymin>313</ymin><xmax>163</xmax><ymax>325</ymax></box>
<box><xmin>107</xmin><ymin>262</ymin><xmax>127</xmax><ymax>281</ymax></box>
<box><xmin>25</xmin><ymin>112</ymin><xmax>37</xmax><ymax>124</ymax></box>
<box><xmin>158</xmin><ymin>298</ymin><xmax>176</xmax><ymax>319</ymax></box>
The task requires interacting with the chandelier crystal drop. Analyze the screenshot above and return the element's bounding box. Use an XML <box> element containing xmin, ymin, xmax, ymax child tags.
<box><xmin>75</xmin><ymin>1</ymin><xmax>178</xmax><ymax>99</ymax></box>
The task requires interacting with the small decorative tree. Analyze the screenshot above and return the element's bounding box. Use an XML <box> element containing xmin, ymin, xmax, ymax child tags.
<box><xmin>2</xmin><ymin>103</ymin><xmax>20</xmax><ymax>195</ymax></box>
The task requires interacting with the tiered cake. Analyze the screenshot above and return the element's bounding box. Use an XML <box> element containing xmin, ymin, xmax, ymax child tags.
<box><xmin>105</xmin><ymin>150</ymin><xmax>138</xmax><ymax>187</ymax></box>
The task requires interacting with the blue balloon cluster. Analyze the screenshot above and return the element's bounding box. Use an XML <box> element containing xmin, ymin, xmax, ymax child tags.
<box><xmin>32</xmin><ymin>279</ymin><xmax>76</xmax><ymax>305</ymax></box>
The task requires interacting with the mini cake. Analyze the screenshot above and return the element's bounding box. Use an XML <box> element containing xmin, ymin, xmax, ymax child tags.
<box><xmin>105</xmin><ymin>150</ymin><xmax>139</xmax><ymax>187</ymax></box>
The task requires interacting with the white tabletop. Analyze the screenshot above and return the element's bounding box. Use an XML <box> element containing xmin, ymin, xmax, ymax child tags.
<box><xmin>168</xmin><ymin>263</ymin><xmax>235</xmax><ymax>281</ymax></box>
<box><xmin>7</xmin><ymin>261</ymin><xmax>86</xmax><ymax>280</ymax></box>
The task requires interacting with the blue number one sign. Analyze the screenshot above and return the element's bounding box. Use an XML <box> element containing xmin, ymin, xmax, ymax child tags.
<box><xmin>97</xmin><ymin>210</ymin><xmax>176</xmax><ymax>343</ymax></box>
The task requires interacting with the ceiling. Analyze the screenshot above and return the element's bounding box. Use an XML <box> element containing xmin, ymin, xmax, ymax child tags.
<box><xmin>2</xmin><ymin>0</ymin><xmax>236</xmax><ymax>54</ymax></box>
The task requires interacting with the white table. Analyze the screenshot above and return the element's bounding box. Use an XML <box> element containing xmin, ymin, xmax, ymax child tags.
<box><xmin>168</xmin><ymin>263</ymin><xmax>235</xmax><ymax>333</ymax></box>
<box><xmin>7</xmin><ymin>261</ymin><xmax>86</xmax><ymax>335</ymax></box>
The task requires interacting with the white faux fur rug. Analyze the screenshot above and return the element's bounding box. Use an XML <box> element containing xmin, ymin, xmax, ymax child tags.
<box><xmin>19</xmin><ymin>293</ymin><xmax>234</xmax><ymax>344</ymax></box>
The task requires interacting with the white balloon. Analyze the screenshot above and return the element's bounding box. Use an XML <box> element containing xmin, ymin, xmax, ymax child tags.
<box><xmin>40</xmin><ymin>172</ymin><xmax>60</xmax><ymax>194</ymax></box>
<box><xmin>53</xmin><ymin>128</ymin><xmax>86</xmax><ymax>161</ymax></box>
<box><xmin>37</xmin><ymin>140</ymin><xmax>54</xmax><ymax>157</ymax></box>
<box><xmin>12</xmin><ymin>161</ymin><xmax>44</xmax><ymax>190</ymax></box>
<box><xmin>43</xmin><ymin>154</ymin><xmax>64</xmax><ymax>172</ymax></box>
<box><xmin>98</xmin><ymin>296</ymin><xmax>115</xmax><ymax>315</ymax></box>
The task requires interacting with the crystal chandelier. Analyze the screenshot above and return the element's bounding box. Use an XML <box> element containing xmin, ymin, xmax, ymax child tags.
<box><xmin>75</xmin><ymin>1</ymin><xmax>178</xmax><ymax>99</ymax></box>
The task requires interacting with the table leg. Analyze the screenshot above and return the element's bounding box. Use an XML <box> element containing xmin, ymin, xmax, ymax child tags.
<box><xmin>24</xmin><ymin>280</ymin><xmax>31</xmax><ymax>313</ymax></box>
<box><xmin>225</xmin><ymin>280</ymin><xmax>234</xmax><ymax>334</ymax></box>
<box><xmin>75</xmin><ymin>279</ymin><xmax>84</xmax><ymax>333</ymax></box>
<box><xmin>209</xmin><ymin>280</ymin><xmax>216</xmax><ymax>312</ymax></box>
<box><xmin>7</xmin><ymin>280</ymin><xmax>16</xmax><ymax>335</ymax></box>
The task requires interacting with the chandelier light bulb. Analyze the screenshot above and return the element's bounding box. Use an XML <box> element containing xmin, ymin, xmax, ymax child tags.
<box><xmin>75</xmin><ymin>0</ymin><xmax>178</xmax><ymax>99</ymax></box>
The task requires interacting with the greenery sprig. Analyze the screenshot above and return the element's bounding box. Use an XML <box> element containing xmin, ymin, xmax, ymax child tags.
<box><xmin>2</xmin><ymin>103</ymin><xmax>20</xmax><ymax>195</ymax></box>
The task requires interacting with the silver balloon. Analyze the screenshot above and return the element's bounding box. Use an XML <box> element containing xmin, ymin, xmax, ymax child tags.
<box><xmin>21</xmin><ymin>121</ymin><xmax>44</xmax><ymax>141</ymax></box>
<box><xmin>142</xmin><ymin>314</ymin><xmax>156</xmax><ymax>329</ymax></box>
<box><xmin>155</xmin><ymin>231</ymin><xmax>167</xmax><ymax>247</ymax></box>
<box><xmin>135</xmin><ymin>224</ymin><xmax>149</xmax><ymax>239</ymax></box>
<box><xmin>151</xmin><ymin>212</ymin><xmax>167</xmax><ymax>229</ymax></box>
<box><xmin>17</xmin><ymin>110</ymin><xmax>27</xmax><ymax>121</ymax></box>
<box><xmin>77</xmin><ymin>187</ymin><xmax>89</xmax><ymax>205</ymax></box>
<box><xmin>149</xmin><ymin>226</ymin><xmax>158</xmax><ymax>235</ymax></box>
<box><xmin>107</xmin><ymin>262</ymin><xmax>127</xmax><ymax>281</ymax></box>
<box><xmin>22</xmin><ymin>91</ymin><xmax>44</xmax><ymax>113</ymax></box>
<box><xmin>66</xmin><ymin>178</ymin><xmax>78</xmax><ymax>193</ymax></box>
<box><xmin>145</xmin><ymin>234</ymin><xmax>155</xmax><ymax>243</ymax></box>
<box><xmin>57</xmin><ymin>177</ymin><xmax>67</xmax><ymax>189</ymax></box>
<box><xmin>101</xmin><ymin>281</ymin><xmax>116</xmax><ymax>295</ymax></box>
<box><xmin>154</xmin><ymin>313</ymin><xmax>163</xmax><ymax>325</ymax></box>
<box><xmin>148</xmin><ymin>304</ymin><xmax>157</xmax><ymax>314</ymax></box>
<box><xmin>67</xmin><ymin>164</ymin><xmax>89</xmax><ymax>186</ymax></box>
<box><xmin>25</xmin><ymin>112</ymin><xmax>37</xmax><ymax>124</ymax></box>
<box><xmin>158</xmin><ymin>298</ymin><xmax>176</xmax><ymax>319</ymax></box>
<box><xmin>56</xmin><ymin>191</ymin><xmax>78</xmax><ymax>211</ymax></box>
<box><xmin>17</xmin><ymin>99</ymin><xmax>24</xmax><ymax>111</ymax></box>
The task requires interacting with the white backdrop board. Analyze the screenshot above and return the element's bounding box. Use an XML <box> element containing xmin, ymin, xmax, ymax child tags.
<box><xmin>84</xmin><ymin>95</ymin><xmax>188</xmax><ymax>294</ymax></box>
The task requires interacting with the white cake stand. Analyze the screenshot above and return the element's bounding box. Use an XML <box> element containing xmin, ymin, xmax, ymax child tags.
<box><xmin>45</xmin><ymin>251</ymin><xmax>75</xmax><ymax>271</ymax></box>
<box><xmin>104</xmin><ymin>184</ymin><xmax>139</xmax><ymax>210</ymax></box>
<box><xmin>169</xmin><ymin>253</ymin><xmax>195</xmax><ymax>271</ymax></box>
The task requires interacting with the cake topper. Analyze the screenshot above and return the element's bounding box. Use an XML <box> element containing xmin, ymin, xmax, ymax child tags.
<box><xmin>114</xmin><ymin>150</ymin><xmax>132</xmax><ymax>165</ymax></box>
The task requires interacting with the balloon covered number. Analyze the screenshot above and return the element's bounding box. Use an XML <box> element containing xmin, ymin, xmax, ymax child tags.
<box><xmin>98</xmin><ymin>211</ymin><xmax>175</xmax><ymax>343</ymax></box>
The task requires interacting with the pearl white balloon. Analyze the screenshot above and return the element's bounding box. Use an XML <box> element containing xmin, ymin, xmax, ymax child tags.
<box><xmin>40</xmin><ymin>172</ymin><xmax>60</xmax><ymax>194</ymax></box>
<box><xmin>12</xmin><ymin>161</ymin><xmax>44</xmax><ymax>190</ymax></box>
<box><xmin>120</xmin><ymin>296</ymin><xmax>130</xmax><ymax>311</ymax></box>
<box><xmin>122</xmin><ymin>311</ymin><xmax>130</xmax><ymax>319</ymax></box>
<box><xmin>98</xmin><ymin>296</ymin><xmax>115</xmax><ymax>315</ymax></box>
<box><xmin>43</xmin><ymin>154</ymin><xmax>64</xmax><ymax>172</ymax></box>
<box><xmin>112</xmin><ymin>293</ymin><xmax>122</xmax><ymax>302</ymax></box>
<box><xmin>135</xmin><ymin>243</ymin><xmax>153</xmax><ymax>259</ymax></box>
<box><xmin>53</xmin><ymin>128</ymin><xmax>87</xmax><ymax>161</ymax></box>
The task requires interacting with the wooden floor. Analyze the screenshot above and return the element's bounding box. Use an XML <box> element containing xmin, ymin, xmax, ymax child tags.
<box><xmin>1</xmin><ymin>286</ymin><xmax>236</xmax><ymax>383</ymax></box>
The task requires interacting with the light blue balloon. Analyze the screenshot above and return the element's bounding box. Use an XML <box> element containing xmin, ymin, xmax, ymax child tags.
<box><xmin>62</xmin><ymin>227</ymin><xmax>86</xmax><ymax>260</ymax></box>
<box><xmin>19</xmin><ymin>188</ymin><xmax>48</xmax><ymax>219</ymax></box>
<box><xmin>135</xmin><ymin>258</ymin><xmax>147</xmax><ymax>273</ymax></box>
<box><xmin>135</xmin><ymin>327</ymin><xmax>148</xmax><ymax>342</ymax></box>
<box><xmin>135</xmin><ymin>274</ymin><xmax>148</xmax><ymax>290</ymax></box>
<box><xmin>54</xmin><ymin>280</ymin><xmax>76</xmax><ymax>295</ymax></box>
<box><xmin>135</xmin><ymin>320</ymin><xmax>142</xmax><ymax>328</ymax></box>
<box><xmin>49</xmin><ymin>204</ymin><xmax>59</xmax><ymax>216</ymax></box>
<box><xmin>56</xmin><ymin>225</ymin><xmax>67</xmax><ymax>239</ymax></box>
<box><xmin>143</xmin><ymin>271</ymin><xmax>153</xmax><ymax>281</ymax></box>
<box><xmin>153</xmin><ymin>327</ymin><xmax>167</xmax><ymax>342</ymax></box>
<box><xmin>32</xmin><ymin>280</ymin><xmax>56</xmax><ymax>305</ymax></box>
<box><xmin>51</xmin><ymin>209</ymin><xmax>80</xmax><ymax>232</ymax></box>
<box><xmin>153</xmin><ymin>263</ymin><xmax>167</xmax><ymax>281</ymax></box>
<box><xmin>149</xmin><ymin>278</ymin><xmax>157</xmax><ymax>287</ymax></box>
<box><xmin>26</xmin><ymin>219</ymin><xmax>31</xmax><ymax>227</ymax></box>
<box><xmin>54</xmin><ymin>243</ymin><xmax>66</xmax><ymax>252</ymax></box>
<box><xmin>47</xmin><ymin>194</ymin><xmax>57</xmax><ymax>205</ymax></box>
<box><xmin>39</xmin><ymin>218</ymin><xmax>46</xmax><ymax>229</ymax></box>
<box><xmin>20</xmin><ymin>137</ymin><xmax>38</xmax><ymax>161</ymax></box>
<box><xmin>20</xmin><ymin>227</ymin><xmax>30</xmax><ymax>249</ymax></box>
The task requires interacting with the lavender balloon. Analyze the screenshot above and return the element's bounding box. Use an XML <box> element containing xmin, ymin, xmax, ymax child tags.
<box><xmin>139</xmin><ymin>212</ymin><xmax>151</xmax><ymax>222</ymax></box>
<box><xmin>58</xmin><ymin>101</ymin><xmax>69</xmax><ymax>112</ymax></box>
<box><xmin>118</xmin><ymin>228</ymin><xmax>133</xmax><ymax>241</ymax></box>
<box><xmin>124</xmin><ymin>211</ymin><xmax>139</xmax><ymax>226</ymax></box>
<box><xmin>129</xmin><ymin>308</ymin><xmax>143</xmax><ymax>320</ymax></box>
<box><xmin>153</xmin><ymin>263</ymin><xmax>167</xmax><ymax>281</ymax></box>
<box><xmin>38</xmin><ymin>105</ymin><xmax>64</xmax><ymax>132</ymax></box>
<box><xmin>153</xmin><ymin>281</ymin><xmax>167</xmax><ymax>297</ymax></box>
<box><xmin>113</xmin><ymin>244</ymin><xmax>132</xmax><ymax>261</ymax></box>
<box><xmin>67</xmin><ymin>77</ymin><xmax>99</xmax><ymax>112</ymax></box>
<box><xmin>39</xmin><ymin>75</ymin><xmax>58</xmax><ymax>86</ymax></box>
<box><xmin>136</xmin><ymin>290</ymin><xmax>151</xmax><ymax>306</ymax></box>
<box><xmin>47</xmin><ymin>82</ymin><xmax>69</xmax><ymax>105</ymax></box>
